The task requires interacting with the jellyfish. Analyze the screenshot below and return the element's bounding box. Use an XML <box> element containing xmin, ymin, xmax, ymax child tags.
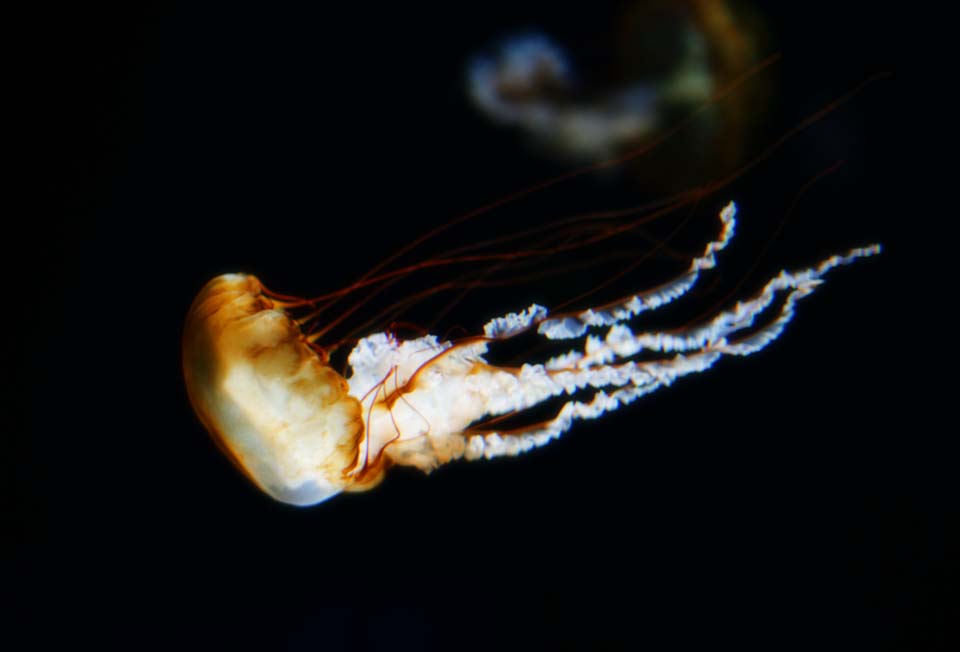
<box><xmin>467</xmin><ymin>32</ymin><xmax>661</xmax><ymax>162</ymax></box>
<box><xmin>466</xmin><ymin>0</ymin><xmax>768</xmax><ymax>188</ymax></box>
<box><xmin>182</xmin><ymin>201</ymin><xmax>879</xmax><ymax>507</ymax></box>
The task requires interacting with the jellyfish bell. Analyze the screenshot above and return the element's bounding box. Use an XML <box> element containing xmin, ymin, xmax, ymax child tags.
<box><xmin>182</xmin><ymin>274</ymin><xmax>371</xmax><ymax>506</ymax></box>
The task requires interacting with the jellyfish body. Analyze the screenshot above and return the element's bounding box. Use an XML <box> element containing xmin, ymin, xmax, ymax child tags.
<box><xmin>466</xmin><ymin>1</ymin><xmax>768</xmax><ymax>189</ymax></box>
<box><xmin>182</xmin><ymin>203</ymin><xmax>879</xmax><ymax>506</ymax></box>
<box><xmin>467</xmin><ymin>32</ymin><xmax>662</xmax><ymax>162</ymax></box>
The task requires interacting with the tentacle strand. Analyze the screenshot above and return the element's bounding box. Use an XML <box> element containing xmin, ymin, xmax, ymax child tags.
<box><xmin>460</xmin><ymin>243</ymin><xmax>880</xmax><ymax>461</ymax></box>
<box><xmin>344</xmin><ymin>204</ymin><xmax>879</xmax><ymax>477</ymax></box>
<box><xmin>534</xmin><ymin>201</ymin><xmax>737</xmax><ymax>339</ymax></box>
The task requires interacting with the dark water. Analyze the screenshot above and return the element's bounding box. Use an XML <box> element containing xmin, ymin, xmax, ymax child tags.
<box><xmin>13</xmin><ymin>1</ymin><xmax>943</xmax><ymax>649</ymax></box>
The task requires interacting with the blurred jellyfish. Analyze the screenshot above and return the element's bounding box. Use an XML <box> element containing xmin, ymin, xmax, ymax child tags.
<box><xmin>467</xmin><ymin>0</ymin><xmax>768</xmax><ymax>188</ymax></box>
<box><xmin>468</xmin><ymin>33</ymin><xmax>661</xmax><ymax>162</ymax></box>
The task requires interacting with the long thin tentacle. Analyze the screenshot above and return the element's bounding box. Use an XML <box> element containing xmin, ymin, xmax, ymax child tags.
<box><xmin>461</xmin><ymin>243</ymin><xmax>880</xmax><ymax>460</ymax></box>
<box><xmin>484</xmin><ymin>201</ymin><xmax>737</xmax><ymax>341</ymax></box>
<box><xmin>345</xmin><ymin>203</ymin><xmax>879</xmax><ymax>474</ymax></box>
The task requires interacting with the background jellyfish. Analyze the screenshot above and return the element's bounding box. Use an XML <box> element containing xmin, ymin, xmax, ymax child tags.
<box><xmin>467</xmin><ymin>0</ymin><xmax>769</xmax><ymax>189</ymax></box>
<box><xmin>468</xmin><ymin>32</ymin><xmax>663</xmax><ymax>162</ymax></box>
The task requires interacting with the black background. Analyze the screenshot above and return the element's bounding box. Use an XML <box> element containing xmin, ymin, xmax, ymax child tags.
<box><xmin>11</xmin><ymin>1</ymin><xmax>947</xmax><ymax>650</ymax></box>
